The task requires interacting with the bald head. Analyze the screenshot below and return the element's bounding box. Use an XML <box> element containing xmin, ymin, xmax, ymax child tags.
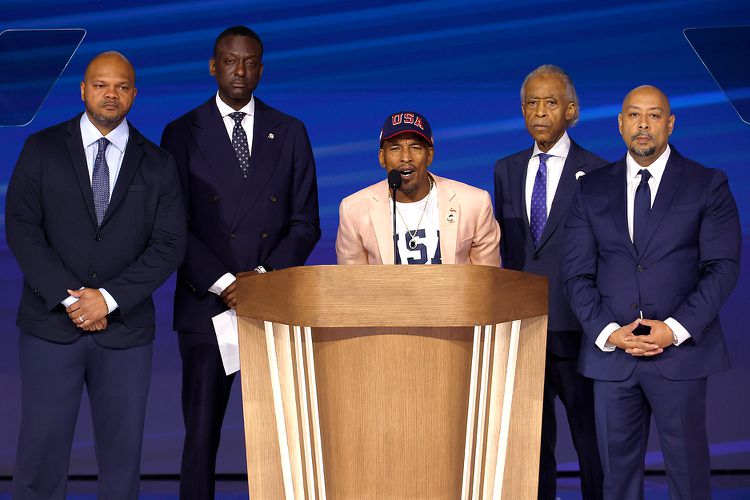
<box><xmin>84</xmin><ymin>51</ymin><xmax>135</xmax><ymax>83</ymax></box>
<box><xmin>622</xmin><ymin>85</ymin><xmax>670</xmax><ymax>115</ymax></box>
<box><xmin>618</xmin><ymin>85</ymin><xmax>675</xmax><ymax>167</ymax></box>
<box><xmin>80</xmin><ymin>51</ymin><xmax>137</xmax><ymax>135</ymax></box>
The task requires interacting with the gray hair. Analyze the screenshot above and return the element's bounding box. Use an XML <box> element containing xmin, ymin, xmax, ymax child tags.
<box><xmin>520</xmin><ymin>64</ymin><xmax>579</xmax><ymax>126</ymax></box>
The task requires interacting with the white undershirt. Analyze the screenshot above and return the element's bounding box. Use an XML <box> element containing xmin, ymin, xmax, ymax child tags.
<box><xmin>391</xmin><ymin>189</ymin><xmax>441</xmax><ymax>265</ymax></box>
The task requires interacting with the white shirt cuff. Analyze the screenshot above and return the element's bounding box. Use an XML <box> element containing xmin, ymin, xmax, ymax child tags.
<box><xmin>596</xmin><ymin>322</ymin><xmax>620</xmax><ymax>352</ymax></box>
<box><xmin>664</xmin><ymin>317</ymin><xmax>691</xmax><ymax>346</ymax></box>
<box><xmin>61</xmin><ymin>295</ymin><xmax>78</xmax><ymax>307</ymax></box>
<box><xmin>99</xmin><ymin>288</ymin><xmax>118</xmax><ymax>314</ymax></box>
<box><xmin>209</xmin><ymin>273</ymin><xmax>236</xmax><ymax>296</ymax></box>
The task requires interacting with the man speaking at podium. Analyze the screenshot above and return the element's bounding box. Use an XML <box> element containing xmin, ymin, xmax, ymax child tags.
<box><xmin>336</xmin><ymin>111</ymin><xmax>501</xmax><ymax>266</ymax></box>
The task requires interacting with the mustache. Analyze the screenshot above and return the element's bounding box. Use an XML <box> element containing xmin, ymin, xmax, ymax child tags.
<box><xmin>100</xmin><ymin>101</ymin><xmax>119</xmax><ymax>107</ymax></box>
<box><xmin>631</xmin><ymin>132</ymin><xmax>653</xmax><ymax>140</ymax></box>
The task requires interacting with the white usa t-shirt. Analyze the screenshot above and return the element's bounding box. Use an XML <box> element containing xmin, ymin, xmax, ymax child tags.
<box><xmin>391</xmin><ymin>191</ymin><xmax>442</xmax><ymax>265</ymax></box>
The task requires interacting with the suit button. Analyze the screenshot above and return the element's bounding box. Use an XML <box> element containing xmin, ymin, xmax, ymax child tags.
<box><xmin>270</xmin><ymin>195</ymin><xmax>278</xmax><ymax>203</ymax></box>
<box><xmin>229</xmin><ymin>233</ymin><xmax>236</xmax><ymax>239</ymax></box>
<box><xmin>261</xmin><ymin>232</ymin><xmax>268</xmax><ymax>239</ymax></box>
<box><xmin>636</xmin><ymin>265</ymin><xmax>644</xmax><ymax>272</ymax></box>
<box><xmin>631</xmin><ymin>303</ymin><xmax>638</xmax><ymax>310</ymax></box>
<box><xmin>213</xmin><ymin>195</ymin><xmax>221</xmax><ymax>202</ymax></box>
<box><xmin>704</xmin><ymin>327</ymin><xmax>709</xmax><ymax>333</ymax></box>
<box><xmin>91</xmin><ymin>272</ymin><xmax>98</xmax><ymax>279</ymax></box>
<box><xmin>94</xmin><ymin>234</ymin><xmax>101</xmax><ymax>241</ymax></box>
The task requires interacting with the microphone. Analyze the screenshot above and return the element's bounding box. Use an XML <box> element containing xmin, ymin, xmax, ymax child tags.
<box><xmin>387</xmin><ymin>170</ymin><xmax>402</xmax><ymax>264</ymax></box>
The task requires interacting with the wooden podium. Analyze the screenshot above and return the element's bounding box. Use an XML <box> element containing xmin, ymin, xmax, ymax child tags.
<box><xmin>235</xmin><ymin>265</ymin><xmax>547</xmax><ymax>499</ymax></box>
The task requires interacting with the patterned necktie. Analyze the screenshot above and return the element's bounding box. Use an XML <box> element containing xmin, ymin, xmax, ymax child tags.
<box><xmin>229</xmin><ymin>111</ymin><xmax>250</xmax><ymax>178</ymax></box>
<box><xmin>530</xmin><ymin>153</ymin><xmax>551</xmax><ymax>245</ymax></box>
<box><xmin>92</xmin><ymin>137</ymin><xmax>110</xmax><ymax>226</ymax></box>
<box><xmin>633</xmin><ymin>168</ymin><xmax>652</xmax><ymax>252</ymax></box>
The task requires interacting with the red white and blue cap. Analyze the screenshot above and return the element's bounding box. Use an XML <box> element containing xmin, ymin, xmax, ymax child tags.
<box><xmin>379</xmin><ymin>111</ymin><xmax>434</xmax><ymax>146</ymax></box>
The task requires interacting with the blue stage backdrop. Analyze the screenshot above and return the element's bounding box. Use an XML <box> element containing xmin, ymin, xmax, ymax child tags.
<box><xmin>1</xmin><ymin>0</ymin><xmax>749</xmax><ymax>476</ymax></box>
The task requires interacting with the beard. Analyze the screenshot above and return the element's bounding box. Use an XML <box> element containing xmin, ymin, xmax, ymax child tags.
<box><xmin>86</xmin><ymin>102</ymin><xmax>127</xmax><ymax>127</ymax></box>
<box><xmin>630</xmin><ymin>145</ymin><xmax>656</xmax><ymax>157</ymax></box>
<box><xmin>629</xmin><ymin>132</ymin><xmax>656</xmax><ymax>157</ymax></box>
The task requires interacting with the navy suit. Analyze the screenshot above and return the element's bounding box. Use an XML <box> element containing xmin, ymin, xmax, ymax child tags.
<box><xmin>161</xmin><ymin>96</ymin><xmax>320</xmax><ymax>498</ymax></box>
<box><xmin>562</xmin><ymin>147</ymin><xmax>740</xmax><ymax>499</ymax></box>
<box><xmin>495</xmin><ymin>139</ymin><xmax>606</xmax><ymax>500</ymax></box>
<box><xmin>6</xmin><ymin>115</ymin><xmax>186</xmax><ymax>499</ymax></box>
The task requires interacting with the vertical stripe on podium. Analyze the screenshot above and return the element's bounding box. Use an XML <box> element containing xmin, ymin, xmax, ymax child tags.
<box><xmin>461</xmin><ymin>325</ymin><xmax>483</xmax><ymax>499</ymax></box>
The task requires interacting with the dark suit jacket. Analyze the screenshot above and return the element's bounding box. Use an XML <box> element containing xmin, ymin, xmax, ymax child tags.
<box><xmin>562</xmin><ymin>147</ymin><xmax>740</xmax><ymax>381</ymax></box>
<box><xmin>161</xmin><ymin>97</ymin><xmax>321</xmax><ymax>334</ymax></box>
<box><xmin>494</xmin><ymin>140</ymin><xmax>607</xmax><ymax>357</ymax></box>
<box><xmin>5</xmin><ymin>114</ymin><xmax>187</xmax><ymax>348</ymax></box>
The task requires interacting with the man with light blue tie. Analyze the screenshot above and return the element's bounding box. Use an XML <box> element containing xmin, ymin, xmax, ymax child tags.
<box><xmin>6</xmin><ymin>51</ymin><xmax>186</xmax><ymax>499</ymax></box>
<box><xmin>494</xmin><ymin>65</ymin><xmax>606</xmax><ymax>500</ymax></box>
<box><xmin>562</xmin><ymin>85</ymin><xmax>740</xmax><ymax>499</ymax></box>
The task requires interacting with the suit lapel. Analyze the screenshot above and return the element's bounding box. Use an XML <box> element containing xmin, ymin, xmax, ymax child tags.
<box><xmin>510</xmin><ymin>150</ymin><xmax>534</xmax><ymax>249</ymax></box>
<box><xmin>191</xmin><ymin>99</ymin><xmax>243</xmax><ymax>225</ymax></box>
<box><xmin>64</xmin><ymin>116</ymin><xmax>98</xmax><ymax>227</ymax></box>
<box><xmin>639</xmin><ymin>149</ymin><xmax>686</xmax><ymax>255</ymax></box>
<box><xmin>436</xmin><ymin>176</ymin><xmax>458</xmax><ymax>264</ymax></box>
<box><xmin>369</xmin><ymin>184</ymin><xmax>393</xmax><ymax>264</ymax></box>
<box><xmin>535</xmin><ymin>142</ymin><xmax>585</xmax><ymax>250</ymax></box>
<box><xmin>231</xmin><ymin>98</ymin><xmax>283</xmax><ymax>228</ymax></box>
<box><xmin>100</xmin><ymin>122</ymin><xmax>143</xmax><ymax>227</ymax></box>
<box><xmin>607</xmin><ymin>159</ymin><xmax>638</xmax><ymax>260</ymax></box>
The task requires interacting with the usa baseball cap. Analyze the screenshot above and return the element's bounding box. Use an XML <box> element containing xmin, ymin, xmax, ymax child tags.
<box><xmin>379</xmin><ymin>111</ymin><xmax>434</xmax><ymax>146</ymax></box>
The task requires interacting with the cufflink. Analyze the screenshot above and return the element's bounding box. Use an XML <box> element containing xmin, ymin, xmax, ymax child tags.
<box><xmin>672</xmin><ymin>332</ymin><xmax>679</xmax><ymax>346</ymax></box>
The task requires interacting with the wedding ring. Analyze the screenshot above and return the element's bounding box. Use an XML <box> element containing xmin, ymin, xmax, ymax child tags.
<box><xmin>79</xmin><ymin>315</ymin><xmax>84</xmax><ymax>324</ymax></box>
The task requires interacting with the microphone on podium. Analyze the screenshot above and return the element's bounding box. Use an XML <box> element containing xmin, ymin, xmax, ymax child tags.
<box><xmin>388</xmin><ymin>169</ymin><xmax>402</xmax><ymax>264</ymax></box>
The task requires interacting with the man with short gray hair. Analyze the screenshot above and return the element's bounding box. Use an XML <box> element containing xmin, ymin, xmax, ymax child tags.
<box><xmin>494</xmin><ymin>65</ymin><xmax>605</xmax><ymax>499</ymax></box>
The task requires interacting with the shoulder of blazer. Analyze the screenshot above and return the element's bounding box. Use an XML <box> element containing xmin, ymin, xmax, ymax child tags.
<box><xmin>568</xmin><ymin>139</ymin><xmax>608</xmax><ymax>172</ymax></box>
<box><xmin>495</xmin><ymin>147</ymin><xmax>533</xmax><ymax>174</ymax></box>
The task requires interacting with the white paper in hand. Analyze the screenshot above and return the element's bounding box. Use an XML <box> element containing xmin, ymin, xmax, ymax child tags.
<box><xmin>212</xmin><ymin>309</ymin><xmax>240</xmax><ymax>375</ymax></box>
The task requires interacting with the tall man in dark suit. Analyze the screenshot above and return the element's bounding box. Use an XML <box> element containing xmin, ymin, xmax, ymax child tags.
<box><xmin>562</xmin><ymin>85</ymin><xmax>740</xmax><ymax>499</ymax></box>
<box><xmin>160</xmin><ymin>26</ymin><xmax>321</xmax><ymax>499</ymax></box>
<box><xmin>6</xmin><ymin>51</ymin><xmax>186</xmax><ymax>499</ymax></box>
<box><xmin>494</xmin><ymin>65</ymin><xmax>605</xmax><ymax>500</ymax></box>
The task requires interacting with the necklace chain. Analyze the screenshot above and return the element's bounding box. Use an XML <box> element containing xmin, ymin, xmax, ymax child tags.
<box><xmin>393</xmin><ymin>177</ymin><xmax>434</xmax><ymax>246</ymax></box>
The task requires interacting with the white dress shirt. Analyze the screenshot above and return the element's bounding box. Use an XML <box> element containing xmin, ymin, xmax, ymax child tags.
<box><xmin>61</xmin><ymin>114</ymin><xmax>130</xmax><ymax>313</ymax></box>
<box><xmin>595</xmin><ymin>145</ymin><xmax>692</xmax><ymax>351</ymax></box>
<box><xmin>525</xmin><ymin>132</ymin><xmax>570</xmax><ymax>221</ymax></box>
<box><xmin>208</xmin><ymin>92</ymin><xmax>256</xmax><ymax>296</ymax></box>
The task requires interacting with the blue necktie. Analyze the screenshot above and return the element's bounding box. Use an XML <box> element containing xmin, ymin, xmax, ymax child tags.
<box><xmin>92</xmin><ymin>137</ymin><xmax>110</xmax><ymax>226</ymax></box>
<box><xmin>633</xmin><ymin>169</ymin><xmax>652</xmax><ymax>252</ymax></box>
<box><xmin>530</xmin><ymin>153</ymin><xmax>550</xmax><ymax>245</ymax></box>
<box><xmin>229</xmin><ymin>112</ymin><xmax>250</xmax><ymax>178</ymax></box>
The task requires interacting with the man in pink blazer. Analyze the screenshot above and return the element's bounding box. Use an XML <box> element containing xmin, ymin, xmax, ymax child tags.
<box><xmin>336</xmin><ymin>111</ymin><xmax>500</xmax><ymax>266</ymax></box>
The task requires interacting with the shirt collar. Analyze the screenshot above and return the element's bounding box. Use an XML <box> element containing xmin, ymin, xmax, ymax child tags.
<box><xmin>532</xmin><ymin>131</ymin><xmax>570</xmax><ymax>161</ymax></box>
<box><xmin>215</xmin><ymin>92</ymin><xmax>255</xmax><ymax>118</ymax></box>
<box><xmin>626</xmin><ymin>144</ymin><xmax>671</xmax><ymax>183</ymax></box>
<box><xmin>79</xmin><ymin>112</ymin><xmax>129</xmax><ymax>153</ymax></box>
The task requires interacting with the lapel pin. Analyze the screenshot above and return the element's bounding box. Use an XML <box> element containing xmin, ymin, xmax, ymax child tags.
<box><xmin>449</xmin><ymin>208</ymin><xmax>456</xmax><ymax>212</ymax></box>
<box><xmin>447</xmin><ymin>213</ymin><xmax>456</xmax><ymax>223</ymax></box>
<box><xmin>575</xmin><ymin>170</ymin><xmax>586</xmax><ymax>180</ymax></box>
<box><xmin>268</xmin><ymin>133</ymin><xmax>275</xmax><ymax>140</ymax></box>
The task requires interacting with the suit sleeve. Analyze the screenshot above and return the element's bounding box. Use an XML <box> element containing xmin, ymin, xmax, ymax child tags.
<box><xmin>469</xmin><ymin>190</ymin><xmax>501</xmax><ymax>266</ymax></box>
<box><xmin>562</xmin><ymin>184</ymin><xmax>617</xmax><ymax>344</ymax></box>
<box><xmin>335</xmin><ymin>198</ymin><xmax>369</xmax><ymax>264</ymax></box>
<box><xmin>5</xmin><ymin>134</ymin><xmax>83</xmax><ymax>310</ymax></box>
<box><xmin>101</xmin><ymin>153</ymin><xmax>187</xmax><ymax>314</ymax></box>
<box><xmin>161</xmin><ymin>122</ymin><xmax>230</xmax><ymax>296</ymax></box>
<box><xmin>263</xmin><ymin>120</ymin><xmax>321</xmax><ymax>270</ymax></box>
<box><xmin>670</xmin><ymin>170</ymin><xmax>740</xmax><ymax>344</ymax></box>
<box><xmin>493</xmin><ymin>160</ymin><xmax>507</xmax><ymax>266</ymax></box>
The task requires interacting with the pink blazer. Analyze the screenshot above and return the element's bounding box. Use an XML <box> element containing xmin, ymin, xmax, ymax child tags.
<box><xmin>336</xmin><ymin>174</ymin><xmax>501</xmax><ymax>266</ymax></box>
